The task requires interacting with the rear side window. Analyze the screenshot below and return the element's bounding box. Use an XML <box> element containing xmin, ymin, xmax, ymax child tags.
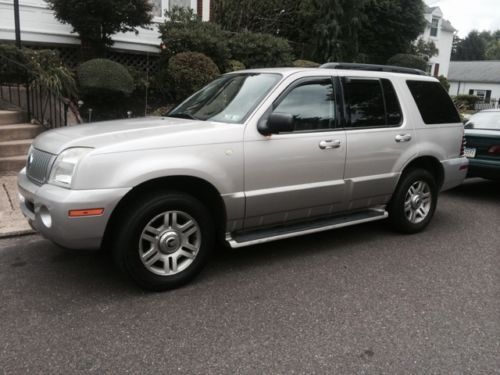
<box><xmin>406</xmin><ymin>80</ymin><xmax>460</xmax><ymax>124</ymax></box>
<box><xmin>343</xmin><ymin>78</ymin><xmax>403</xmax><ymax>128</ymax></box>
<box><xmin>382</xmin><ymin>79</ymin><xmax>403</xmax><ymax>125</ymax></box>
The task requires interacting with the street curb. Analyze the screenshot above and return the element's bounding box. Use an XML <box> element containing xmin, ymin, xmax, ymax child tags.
<box><xmin>0</xmin><ymin>229</ymin><xmax>36</xmax><ymax>239</ymax></box>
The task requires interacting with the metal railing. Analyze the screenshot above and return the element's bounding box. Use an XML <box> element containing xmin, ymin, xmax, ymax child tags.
<box><xmin>474</xmin><ymin>99</ymin><xmax>498</xmax><ymax>111</ymax></box>
<box><xmin>0</xmin><ymin>54</ymin><xmax>71</xmax><ymax>129</ymax></box>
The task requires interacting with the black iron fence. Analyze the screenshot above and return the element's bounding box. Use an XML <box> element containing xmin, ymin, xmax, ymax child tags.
<box><xmin>0</xmin><ymin>82</ymin><xmax>69</xmax><ymax>129</ymax></box>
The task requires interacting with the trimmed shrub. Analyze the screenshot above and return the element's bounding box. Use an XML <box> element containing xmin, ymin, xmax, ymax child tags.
<box><xmin>228</xmin><ymin>32</ymin><xmax>293</xmax><ymax>68</ymax></box>
<box><xmin>386</xmin><ymin>53</ymin><xmax>427</xmax><ymax>72</ymax></box>
<box><xmin>77</xmin><ymin>58</ymin><xmax>134</xmax><ymax>98</ymax></box>
<box><xmin>225</xmin><ymin>59</ymin><xmax>246</xmax><ymax>72</ymax></box>
<box><xmin>168</xmin><ymin>52</ymin><xmax>220</xmax><ymax>101</ymax></box>
<box><xmin>453</xmin><ymin>94</ymin><xmax>480</xmax><ymax>110</ymax></box>
<box><xmin>159</xmin><ymin>8</ymin><xmax>230</xmax><ymax>71</ymax></box>
<box><xmin>293</xmin><ymin>59</ymin><xmax>320</xmax><ymax>68</ymax></box>
<box><xmin>438</xmin><ymin>75</ymin><xmax>450</xmax><ymax>92</ymax></box>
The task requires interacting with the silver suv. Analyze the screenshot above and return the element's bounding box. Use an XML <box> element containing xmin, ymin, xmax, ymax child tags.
<box><xmin>18</xmin><ymin>64</ymin><xmax>468</xmax><ymax>290</ymax></box>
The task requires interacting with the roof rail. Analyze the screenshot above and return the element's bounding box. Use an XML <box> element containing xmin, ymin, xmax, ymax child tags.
<box><xmin>320</xmin><ymin>62</ymin><xmax>428</xmax><ymax>76</ymax></box>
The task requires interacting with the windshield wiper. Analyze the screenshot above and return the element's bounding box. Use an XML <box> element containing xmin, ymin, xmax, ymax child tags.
<box><xmin>167</xmin><ymin>112</ymin><xmax>202</xmax><ymax>120</ymax></box>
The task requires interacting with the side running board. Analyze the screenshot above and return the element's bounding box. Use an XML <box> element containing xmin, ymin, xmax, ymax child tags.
<box><xmin>226</xmin><ymin>209</ymin><xmax>388</xmax><ymax>248</ymax></box>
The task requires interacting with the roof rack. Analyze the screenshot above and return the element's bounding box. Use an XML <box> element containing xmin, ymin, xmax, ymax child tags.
<box><xmin>320</xmin><ymin>62</ymin><xmax>427</xmax><ymax>76</ymax></box>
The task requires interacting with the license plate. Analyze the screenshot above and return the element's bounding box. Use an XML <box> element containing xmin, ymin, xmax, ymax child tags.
<box><xmin>464</xmin><ymin>147</ymin><xmax>476</xmax><ymax>158</ymax></box>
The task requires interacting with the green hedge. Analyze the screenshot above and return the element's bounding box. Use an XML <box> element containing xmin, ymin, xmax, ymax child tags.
<box><xmin>228</xmin><ymin>32</ymin><xmax>293</xmax><ymax>68</ymax></box>
<box><xmin>224</xmin><ymin>59</ymin><xmax>246</xmax><ymax>72</ymax></box>
<box><xmin>293</xmin><ymin>59</ymin><xmax>320</xmax><ymax>68</ymax></box>
<box><xmin>387</xmin><ymin>53</ymin><xmax>427</xmax><ymax>72</ymax></box>
<box><xmin>168</xmin><ymin>52</ymin><xmax>220</xmax><ymax>101</ymax></box>
<box><xmin>453</xmin><ymin>94</ymin><xmax>480</xmax><ymax>110</ymax></box>
<box><xmin>77</xmin><ymin>58</ymin><xmax>134</xmax><ymax>98</ymax></box>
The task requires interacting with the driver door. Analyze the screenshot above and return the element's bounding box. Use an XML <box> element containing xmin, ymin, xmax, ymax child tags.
<box><xmin>243</xmin><ymin>77</ymin><xmax>347</xmax><ymax>229</ymax></box>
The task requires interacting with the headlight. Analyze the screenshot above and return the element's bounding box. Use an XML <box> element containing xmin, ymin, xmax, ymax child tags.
<box><xmin>48</xmin><ymin>147</ymin><xmax>93</xmax><ymax>188</ymax></box>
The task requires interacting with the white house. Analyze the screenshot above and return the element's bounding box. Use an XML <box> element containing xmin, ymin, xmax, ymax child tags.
<box><xmin>448</xmin><ymin>61</ymin><xmax>500</xmax><ymax>103</ymax></box>
<box><xmin>0</xmin><ymin>0</ymin><xmax>211</xmax><ymax>54</ymax></box>
<box><xmin>419</xmin><ymin>5</ymin><xmax>456</xmax><ymax>77</ymax></box>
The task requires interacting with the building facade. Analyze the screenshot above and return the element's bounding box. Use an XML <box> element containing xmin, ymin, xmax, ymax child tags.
<box><xmin>448</xmin><ymin>61</ymin><xmax>500</xmax><ymax>103</ymax></box>
<box><xmin>0</xmin><ymin>0</ymin><xmax>211</xmax><ymax>54</ymax></box>
<box><xmin>419</xmin><ymin>5</ymin><xmax>456</xmax><ymax>77</ymax></box>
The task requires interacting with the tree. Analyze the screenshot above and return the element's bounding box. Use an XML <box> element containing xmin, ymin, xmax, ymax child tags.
<box><xmin>410</xmin><ymin>39</ymin><xmax>438</xmax><ymax>61</ymax></box>
<box><xmin>387</xmin><ymin>54</ymin><xmax>427</xmax><ymax>71</ymax></box>
<box><xmin>46</xmin><ymin>0</ymin><xmax>152</xmax><ymax>59</ymax></box>
<box><xmin>486</xmin><ymin>40</ymin><xmax>500</xmax><ymax>60</ymax></box>
<box><xmin>452</xmin><ymin>30</ymin><xmax>488</xmax><ymax>60</ymax></box>
<box><xmin>358</xmin><ymin>0</ymin><xmax>426</xmax><ymax>64</ymax></box>
<box><xmin>213</xmin><ymin>0</ymin><xmax>426</xmax><ymax>64</ymax></box>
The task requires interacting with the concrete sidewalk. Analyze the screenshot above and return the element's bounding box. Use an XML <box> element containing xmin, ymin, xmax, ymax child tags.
<box><xmin>0</xmin><ymin>173</ymin><xmax>34</xmax><ymax>237</ymax></box>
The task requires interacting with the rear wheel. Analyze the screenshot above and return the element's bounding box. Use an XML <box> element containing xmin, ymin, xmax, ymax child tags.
<box><xmin>112</xmin><ymin>191</ymin><xmax>214</xmax><ymax>291</ymax></box>
<box><xmin>388</xmin><ymin>169</ymin><xmax>438</xmax><ymax>233</ymax></box>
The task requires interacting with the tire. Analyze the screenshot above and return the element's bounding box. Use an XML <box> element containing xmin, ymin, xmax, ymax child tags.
<box><xmin>112</xmin><ymin>191</ymin><xmax>214</xmax><ymax>291</ymax></box>
<box><xmin>388</xmin><ymin>169</ymin><xmax>438</xmax><ymax>234</ymax></box>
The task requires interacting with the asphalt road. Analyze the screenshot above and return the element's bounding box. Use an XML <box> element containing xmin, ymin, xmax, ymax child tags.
<box><xmin>0</xmin><ymin>178</ymin><xmax>499</xmax><ymax>374</ymax></box>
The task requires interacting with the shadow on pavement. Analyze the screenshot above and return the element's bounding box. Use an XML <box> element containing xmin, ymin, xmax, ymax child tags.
<box><xmin>444</xmin><ymin>178</ymin><xmax>499</xmax><ymax>203</ymax></box>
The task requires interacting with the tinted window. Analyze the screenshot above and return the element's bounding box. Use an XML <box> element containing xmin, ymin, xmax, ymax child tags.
<box><xmin>406</xmin><ymin>80</ymin><xmax>461</xmax><ymax>124</ymax></box>
<box><xmin>344</xmin><ymin>79</ymin><xmax>385</xmax><ymax>127</ymax></box>
<box><xmin>273</xmin><ymin>79</ymin><xmax>335</xmax><ymax>132</ymax></box>
<box><xmin>381</xmin><ymin>79</ymin><xmax>403</xmax><ymax>125</ymax></box>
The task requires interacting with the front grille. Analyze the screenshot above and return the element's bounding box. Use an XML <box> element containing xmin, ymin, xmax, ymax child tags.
<box><xmin>26</xmin><ymin>148</ymin><xmax>55</xmax><ymax>185</ymax></box>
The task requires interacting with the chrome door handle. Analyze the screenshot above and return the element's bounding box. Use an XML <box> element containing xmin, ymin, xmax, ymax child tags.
<box><xmin>319</xmin><ymin>139</ymin><xmax>341</xmax><ymax>149</ymax></box>
<box><xmin>395</xmin><ymin>134</ymin><xmax>412</xmax><ymax>142</ymax></box>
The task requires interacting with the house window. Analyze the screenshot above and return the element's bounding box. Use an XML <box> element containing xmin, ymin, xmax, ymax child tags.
<box><xmin>152</xmin><ymin>0</ymin><xmax>163</xmax><ymax>17</ymax></box>
<box><xmin>430</xmin><ymin>17</ymin><xmax>439</xmax><ymax>37</ymax></box>
<box><xmin>170</xmin><ymin>0</ymin><xmax>191</xmax><ymax>10</ymax></box>
<box><xmin>151</xmin><ymin>0</ymin><xmax>192</xmax><ymax>18</ymax></box>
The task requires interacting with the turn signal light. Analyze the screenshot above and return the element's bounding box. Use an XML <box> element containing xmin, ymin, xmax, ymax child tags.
<box><xmin>488</xmin><ymin>145</ymin><xmax>500</xmax><ymax>155</ymax></box>
<box><xmin>68</xmin><ymin>208</ymin><xmax>104</xmax><ymax>217</ymax></box>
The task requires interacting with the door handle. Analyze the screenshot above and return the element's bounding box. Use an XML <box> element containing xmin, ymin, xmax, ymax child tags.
<box><xmin>319</xmin><ymin>139</ymin><xmax>341</xmax><ymax>149</ymax></box>
<box><xmin>395</xmin><ymin>134</ymin><xmax>412</xmax><ymax>142</ymax></box>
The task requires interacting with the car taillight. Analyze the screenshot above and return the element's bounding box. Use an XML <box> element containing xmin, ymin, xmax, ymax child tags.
<box><xmin>460</xmin><ymin>136</ymin><xmax>466</xmax><ymax>156</ymax></box>
<box><xmin>488</xmin><ymin>145</ymin><xmax>500</xmax><ymax>155</ymax></box>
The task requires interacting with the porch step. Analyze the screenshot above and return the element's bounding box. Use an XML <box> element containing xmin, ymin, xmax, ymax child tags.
<box><xmin>0</xmin><ymin>123</ymin><xmax>42</xmax><ymax>141</ymax></box>
<box><xmin>0</xmin><ymin>139</ymin><xmax>33</xmax><ymax>157</ymax></box>
<box><xmin>0</xmin><ymin>110</ymin><xmax>26</xmax><ymax>125</ymax></box>
<box><xmin>0</xmin><ymin>155</ymin><xmax>26</xmax><ymax>172</ymax></box>
<box><xmin>226</xmin><ymin>209</ymin><xmax>388</xmax><ymax>248</ymax></box>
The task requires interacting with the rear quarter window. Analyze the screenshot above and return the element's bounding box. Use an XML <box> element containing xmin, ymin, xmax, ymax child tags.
<box><xmin>406</xmin><ymin>80</ymin><xmax>460</xmax><ymax>124</ymax></box>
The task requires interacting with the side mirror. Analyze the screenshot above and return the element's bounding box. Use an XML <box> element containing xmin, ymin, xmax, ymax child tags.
<box><xmin>258</xmin><ymin>112</ymin><xmax>294</xmax><ymax>135</ymax></box>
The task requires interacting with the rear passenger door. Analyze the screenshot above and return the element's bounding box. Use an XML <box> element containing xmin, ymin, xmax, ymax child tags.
<box><xmin>341</xmin><ymin>77</ymin><xmax>417</xmax><ymax>209</ymax></box>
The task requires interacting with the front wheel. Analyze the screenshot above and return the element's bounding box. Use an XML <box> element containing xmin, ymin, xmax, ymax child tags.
<box><xmin>112</xmin><ymin>191</ymin><xmax>214</xmax><ymax>291</ymax></box>
<box><xmin>388</xmin><ymin>169</ymin><xmax>438</xmax><ymax>234</ymax></box>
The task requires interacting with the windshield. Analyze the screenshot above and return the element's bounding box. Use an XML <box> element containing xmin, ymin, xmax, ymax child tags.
<box><xmin>168</xmin><ymin>73</ymin><xmax>282</xmax><ymax>124</ymax></box>
<box><xmin>465</xmin><ymin>111</ymin><xmax>500</xmax><ymax>130</ymax></box>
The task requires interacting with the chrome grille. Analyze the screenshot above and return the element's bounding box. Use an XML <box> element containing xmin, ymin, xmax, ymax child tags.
<box><xmin>26</xmin><ymin>148</ymin><xmax>55</xmax><ymax>185</ymax></box>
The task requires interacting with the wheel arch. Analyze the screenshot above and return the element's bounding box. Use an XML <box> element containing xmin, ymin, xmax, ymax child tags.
<box><xmin>400</xmin><ymin>156</ymin><xmax>444</xmax><ymax>190</ymax></box>
<box><xmin>102</xmin><ymin>176</ymin><xmax>227</xmax><ymax>250</ymax></box>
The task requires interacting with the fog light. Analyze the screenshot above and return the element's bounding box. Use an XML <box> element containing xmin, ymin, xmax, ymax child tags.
<box><xmin>18</xmin><ymin>193</ymin><xmax>25</xmax><ymax>203</ymax></box>
<box><xmin>39</xmin><ymin>205</ymin><xmax>52</xmax><ymax>228</ymax></box>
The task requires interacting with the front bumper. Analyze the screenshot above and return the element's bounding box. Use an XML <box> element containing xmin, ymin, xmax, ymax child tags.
<box><xmin>440</xmin><ymin>157</ymin><xmax>469</xmax><ymax>191</ymax></box>
<box><xmin>17</xmin><ymin>168</ymin><xmax>130</xmax><ymax>250</ymax></box>
<box><xmin>467</xmin><ymin>158</ymin><xmax>500</xmax><ymax>180</ymax></box>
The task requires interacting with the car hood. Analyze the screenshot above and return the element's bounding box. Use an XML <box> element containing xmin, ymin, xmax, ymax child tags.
<box><xmin>33</xmin><ymin>117</ymin><xmax>244</xmax><ymax>155</ymax></box>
